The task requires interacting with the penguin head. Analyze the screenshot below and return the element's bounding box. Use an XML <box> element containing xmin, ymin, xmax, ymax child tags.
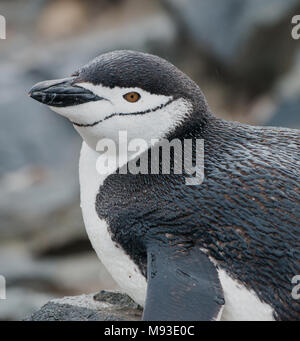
<box><xmin>29</xmin><ymin>50</ymin><xmax>207</xmax><ymax>149</ymax></box>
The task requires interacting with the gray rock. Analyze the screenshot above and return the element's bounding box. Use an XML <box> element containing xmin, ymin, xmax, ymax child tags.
<box><xmin>0</xmin><ymin>247</ymin><xmax>117</xmax><ymax>294</ymax></box>
<box><xmin>93</xmin><ymin>290</ymin><xmax>141</xmax><ymax>310</ymax></box>
<box><xmin>164</xmin><ymin>0</ymin><xmax>299</xmax><ymax>62</ymax></box>
<box><xmin>0</xmin><ymin>287</ymin><xmax>52</xmax><ymax>321</ymax></box>
<box><xmin>163</xmin><ymin>0</ymin><xmax>300</xmax><ymax>93</ymax></box>
<box><xmin>26</xmin><ymin>302</ymin><xmax>122</xmax><ymax>321</ymax></box>
<box><xmin>0</xmin><ymin>64</ymin><xmax>79</xmax><ymax>174</ymax></box>
<box><xmin>265</xmin><ymin>49</ymin><xmax>300</xmax><ymax>129</ymax></box>
<box><xmin>276</xmin><ymin>50</ymin><xmax>300</xmax><ymax>101</ymax></box>
<box><xmin>0</xmin><ymin>246</ymin><xmax>118</xmax><ymax>320</ymax></box>
<box><xmin>0</xmin><ymin>63</ymin><xmax>81</xmax><ymax>242</ymax></box>
<box><xmin>265</xmin><ymin>97</ymin><xmax>300</xmax><ymax>129</ymax></box>
<box><xmin>26</xmin><ymin>291</ymin><xmax>142</xmax><ymax>321</ymax></box>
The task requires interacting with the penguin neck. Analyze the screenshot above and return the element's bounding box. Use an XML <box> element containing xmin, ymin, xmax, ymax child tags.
<box><xmin>166</xmin><ymin>106</ymin><xmax>213</xmax><ymax>142</ymax></box>
<box><xmin>74</xmin><ymin>125</ymin><xmax>101</xmax><ymax>150</ymax></box>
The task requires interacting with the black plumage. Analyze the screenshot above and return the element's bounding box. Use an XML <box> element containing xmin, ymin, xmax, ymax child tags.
<box><xmin>97</xmin><ymin>116</ymin><xmax>299</xmax><ymax>320</ymax></box>
<box><xmin>88</xmin><ymin>51</ymin><xmax>300</xmax><ymax>321</ymax></box>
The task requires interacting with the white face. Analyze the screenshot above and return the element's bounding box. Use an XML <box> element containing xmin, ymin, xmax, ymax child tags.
<box><xmin>49</xmin><ymin>82</ymin><xmax>192</xmax><ymax>149</ymax></box>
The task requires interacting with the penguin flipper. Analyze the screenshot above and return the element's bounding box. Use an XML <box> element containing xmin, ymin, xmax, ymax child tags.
<box><xmin>143</xmin><ymin>244</ymin><xmax>224</xmax><ymax>321</ymax></box>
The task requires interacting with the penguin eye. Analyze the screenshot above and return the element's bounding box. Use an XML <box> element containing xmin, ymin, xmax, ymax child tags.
<box><xmin>123</xmin><ymin>92</ymin><xmax>141</xmax><ymax>103</ymax></box>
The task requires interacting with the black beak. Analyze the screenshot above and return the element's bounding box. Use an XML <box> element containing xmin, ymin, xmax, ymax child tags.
<box><xmin>28</xmin><ymin>77</ymin><xmax>103</xmax><ymax>107</ymax></box>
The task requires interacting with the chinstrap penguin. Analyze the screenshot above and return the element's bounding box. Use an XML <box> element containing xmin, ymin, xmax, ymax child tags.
<box><xmin>29</xmin><ymin>50</ymin><xmax>300</xmax><ymax>321</ymax></box>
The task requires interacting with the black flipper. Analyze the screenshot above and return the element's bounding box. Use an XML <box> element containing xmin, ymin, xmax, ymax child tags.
<box><xmin>143</xmin><ymin>243</ymin><xmax>224</xmax><ymax>321</ymax></box>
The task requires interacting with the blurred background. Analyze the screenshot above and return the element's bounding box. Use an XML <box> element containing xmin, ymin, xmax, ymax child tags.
<box><xmin>0</xmin><ymin>0</ymin><xmax>299</xmax><ymax>320</ymax></box>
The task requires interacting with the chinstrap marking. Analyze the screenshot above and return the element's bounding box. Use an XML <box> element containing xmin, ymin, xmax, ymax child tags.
<box><xmin>71</xmin><ymin>98</ymin><xmax>175</xmax><ymax>127</ymax></box>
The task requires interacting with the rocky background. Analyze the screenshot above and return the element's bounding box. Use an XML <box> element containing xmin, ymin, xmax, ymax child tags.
<box><xmin>0</xmin><ymin>0</ymin><xmax>299</xmax><ymax>320</ymax></box>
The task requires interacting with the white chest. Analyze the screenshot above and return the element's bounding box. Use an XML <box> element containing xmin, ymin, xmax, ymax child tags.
<box><xmin>79</xmin><ymin>142</ymin><xmax>147</xmax><ymax>306</ymax></box>
<box><xmin>217</xmin><ymin>269</ymin><xmax>274</xmax><ymax>321</ymax></box>
<box><xmin>78</xmin><ymin>142</ymin><xmax>274</xmax><ymax>320</ymax></box>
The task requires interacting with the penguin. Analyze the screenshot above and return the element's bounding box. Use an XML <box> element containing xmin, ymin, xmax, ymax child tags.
<box><xmin>29</xmin><ymin>50</ymin><xmax>300</xmax><ymax>321</ymax></box>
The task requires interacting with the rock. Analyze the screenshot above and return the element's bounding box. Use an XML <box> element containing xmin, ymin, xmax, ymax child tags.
<box><xmin>163</xmin><ymin>0</ymin><xmax>300</xmax><ymax>94</ymax></box>
<box><xmin>37</xmin><ymin>0</ymin><xmax>90</xmax><ymax>39</ymax></box>
<box><xmin>26</xmin><ymin>291</ymin><xmax>143</xmax><ymax>321</ymax></box>
<box><xmin>93</xmin><ymin>290</ymin><xmax>141</xmax><ymax>309</ymax></box>
<box><xmin>0</xmin><ymin>246</ymin><xmax>117</xmax><ymax>297</ymax></box>
<box><xmin>0</xmin><ymin>61</ymin><xmax>82</xmax><ymax>243</ymax></box>
<box><xmin>0</xmin><ymin>65</ymin><xmax>79</xmax><ymax>175</ymax></box>
<box><xmin>0</xmin><ymin>287</ymin><xmax>52</xmax><ymax>321</ymax></box>
<box><xmin>0</xmin><ymin>246</ymin><xmax>118</xmax><ymax>320</ymax></box>
<box><xmin>0</xmin><ymin>0</ymin><xmax>49</xmax><ymax>43</ymax></box>
<box><xmin>264</xmin><ymin>97</ymin><xmax>300</xmax><ymax>129</ymax></box>
<box><xmin>164</xmin><ymin>0</ymin><xmax>299</xmax><ymax>62</ymax></box>
<box><xmin>264</xmin><ymin>49</ymin><xmax>300</xmax><ymax>129</ymax></box>
<box><xmin>276</xmin><ymin>50</ymin><xmax>300</xmax><ymax>101</ymax></box>
<box><xmin>26</xmin><ymin>302</ymin><xmax>116</xmax><ymax>321</ymax></box>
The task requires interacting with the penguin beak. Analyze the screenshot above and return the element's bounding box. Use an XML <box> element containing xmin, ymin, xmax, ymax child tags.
<box><xmin>28</xmin><ymin>77</ymin><xmax>103</xmax><ymax>107</ymax></box>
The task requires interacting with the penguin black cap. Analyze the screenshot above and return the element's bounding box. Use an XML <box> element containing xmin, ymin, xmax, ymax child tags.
<box><xmin>74</xmin><ymin>51</ymin><xmax>197</xmax><ymax>95</ymax></box>
<box><xmin>29</xmin><ymin>50</ymin><xmax>206</xmax><ymax>110</ymax></box>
